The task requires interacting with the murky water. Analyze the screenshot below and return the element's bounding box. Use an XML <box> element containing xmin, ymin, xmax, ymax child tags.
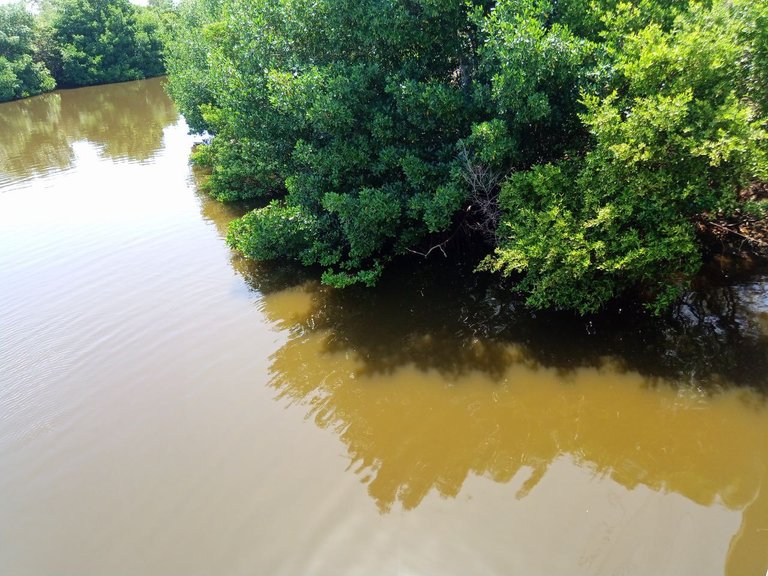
<box><xmin>1</xmin><ymin>78</ymin><xmax>766</xmax><ymax>576</ymax></box>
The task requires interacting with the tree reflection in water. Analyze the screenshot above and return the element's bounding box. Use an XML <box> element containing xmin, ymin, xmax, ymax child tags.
<box><xmin>0</xmin><ymin>77</ymin><xmax>177</xmax><ymax>183</ymax></box>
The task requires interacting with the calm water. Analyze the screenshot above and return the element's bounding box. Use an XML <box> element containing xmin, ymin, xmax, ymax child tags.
<box><xmin>1</xmin><ymin>78</ymin><xmax>767</xmax><ymax>576</ymax></box>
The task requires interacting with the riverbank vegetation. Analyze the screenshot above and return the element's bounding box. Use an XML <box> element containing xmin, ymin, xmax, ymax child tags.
<box><xmin>0</xmin><ymin>0</ymin><xmax>170</xmax><ymax>101</ymax></box>
<box><xmin>170</xmin><ymin>1</ymin><xmax>764</xmax><ymax>312</ymax></box>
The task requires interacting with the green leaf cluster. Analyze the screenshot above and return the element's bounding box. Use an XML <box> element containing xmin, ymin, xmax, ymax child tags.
<box><xmin>162</xmin><ymin>0</ymin><xmax>220</xmax><ymax>133</ymax></box>
<box><xmin>171</xmin><ymin>0</ymin><xmax>481</xmax><ymax>286</ymax></box>
<box><xmin>0</xmin><ymin>2</ymin><xmax>55</xmax><ymax>102</ymax></box>
<box><xmin>41</xmin><ymin>0</ymin><xmax>168</xmax><ymax>88</ymax></box>
<box><xmin>167</xmin><ymin>0</ymin><xmax>768</xmax><ymax>312</ymax></box>
<box><xmin>486</xmin><ymin>0</ymin><xmax>768</xmax><ymax>312</ymax></box>
<box><xmin>0</xmin><ymin>0</ymin><xmax>172</xmax><ymax>101</ymax></box>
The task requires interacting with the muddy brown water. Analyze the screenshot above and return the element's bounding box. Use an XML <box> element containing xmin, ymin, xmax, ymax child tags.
<box><xmin>1</xmin><ymin>78</ymin><xmax>766</xmax><ymax>576</ymax></box>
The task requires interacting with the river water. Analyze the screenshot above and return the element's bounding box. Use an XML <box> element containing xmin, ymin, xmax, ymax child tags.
<box><xmin>1</xmin><ymin>78</ymin><xmax>766</xmax><ymax>576</ymax></box>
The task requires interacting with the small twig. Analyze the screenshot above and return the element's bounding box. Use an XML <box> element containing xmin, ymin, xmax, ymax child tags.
<box><xmin>707</xmin><ymin>221</ymin><xmax>768</xmax><ymax>247</ymax></box>
<box><xmin>457</xmin><ymin>143</ymin><xmax>507</xmax><ymax>242</ymax></box>
<box><xmin>407</xmin><ymin>145</ymin><xmax>507</xmax><ymax>258</ymax></box>
<box><xmin>406</xmin><ymin>243</ymin><xmax>448</xmax><ymax>258</ymax></box>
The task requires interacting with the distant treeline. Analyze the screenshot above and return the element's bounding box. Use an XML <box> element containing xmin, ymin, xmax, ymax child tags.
<box><xmin>164</xmin><ymin>0</ymin><xmax>768</xmax><ymax>314</ymax></box>
<box><xmin>0</xmin><ymin>0</ymin><xmax>173</xmax><ymax>101</ymax></box>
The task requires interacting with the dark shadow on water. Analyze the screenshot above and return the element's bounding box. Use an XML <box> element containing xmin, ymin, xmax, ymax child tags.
<box><xmin>194</xmin><ymin>158</ymin><xmax>768</xmax><ymax>576</ymax></box>
<box><xmin>191</xmin><ymin>150</ymin><xmax>768</xmax><ymax>391</ymax></box>
<box><xmin>247</xmin><ymin>256</ymin><xmax>768</xmax><ymax>575</ymax></box>
<box><xmin>189</xmin><ymin>124</ymin><xmax>768</xmax><ymax>394</ymax></box>
<box><xmin>236</xmin><ymin>250</ymin><xmax>768</xmax><ymax>391</ymax></box>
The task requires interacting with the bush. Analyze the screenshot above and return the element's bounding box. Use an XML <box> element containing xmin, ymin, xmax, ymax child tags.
<box><xmin>0</xmin><ymin>3</ymin><xmax>55</xmax><ymax>102</ymax></box>
<box><xmin>167</xmin><ymin>0</ymin><xmax>768</xmax><ymax>312</ymax></box>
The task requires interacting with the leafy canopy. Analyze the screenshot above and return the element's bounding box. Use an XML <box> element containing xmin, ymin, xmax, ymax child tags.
<box><xmin>0</xmin><ymin>2</ymin><xmax>55</xmax><ymax>102</ymax></box>
<box><xmin>167</xmin><ymin>0</ymin><xmax>768</xmax><ymax>312</ymax></box>
<box><xmin>0</xmin><ymin>0</ymin><xmax>172</xmax><ymax>101</ymax></box>
<box><xmin>41</xmin><ymin>0</ymin><xmax>167</xmax><ymax>87</ymax></box>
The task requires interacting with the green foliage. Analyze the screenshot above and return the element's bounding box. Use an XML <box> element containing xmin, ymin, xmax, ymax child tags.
<box><xmin>481</xmin><ymin>159</ymin><xmax>701</xmax><ymax>314</ymax></box>
<box><xmin>41</xmin><ymin>0</ymin><xmax>167</xmax><ymax>88</ymax></box>
<box><xmin>172</xmin><ymin>0</ymin><xmax>482</xmax><ymax>285</ymax></box>
<box><xmin>0</xmin><ymin>0</ymin><xmax>171</xmax><ymax>101</ymax></box>
<box><xmin>0</xmin><ymin>3</ymin><xmax>55</xmax><ymax>102</ymax></box>
<box><xmin>743</xmin><ymin>199</ymin><xmax>768</xmax><ymax>219</ymax></box>
<box><xmin>487</xmin><ymin>0</ymin><xmax>768</xmax><ymax>312</ymax></box>
<box><xmin>133</xmin><ymin>4</ymin><xmax>169</xmax><ymax>79</ymax></box>
<box><xmin>0</xmin><ymin>2</ymin><xmax>36</xmax><ymax>61</ymax></box>
<box><xmin>478</xmin><ymin>0</ymin><xmax>595</xmax><ymax>162</ymax></box>
<box><xmin>162</xmin><ymin>0</ymin><xmax>220</xmax><ymax>133</ymax></box>
<box><xmin>228</xmin><ymin>201</ymin><xmax>320</xmax><ymax>263</ymax></box>
<box><xmin>167</xmin><ymin>0</ymin><xmax>768</xmax><ymax>312</ymax></box>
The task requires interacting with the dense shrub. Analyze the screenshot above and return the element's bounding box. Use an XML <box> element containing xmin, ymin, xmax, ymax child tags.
<box><xmin>42</xmin><ymin>0</ymin><xmax>167</xmax><ymax>88</ymax></box>
<box><xmin>0</xmin><ymin>3</ymin><xmax>55</xmax><ymax>102</ymax></box>
<box><xmin>166</xmin><ymin>0</ymin><xmax>768</xmax><ymax>312</ymax></box>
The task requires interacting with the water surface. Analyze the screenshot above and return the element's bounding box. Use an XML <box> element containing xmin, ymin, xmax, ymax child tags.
<box><xmin>1</xmin><ymin>78</ymin><xmax>766</xmax><ymax>576</ymax></box>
